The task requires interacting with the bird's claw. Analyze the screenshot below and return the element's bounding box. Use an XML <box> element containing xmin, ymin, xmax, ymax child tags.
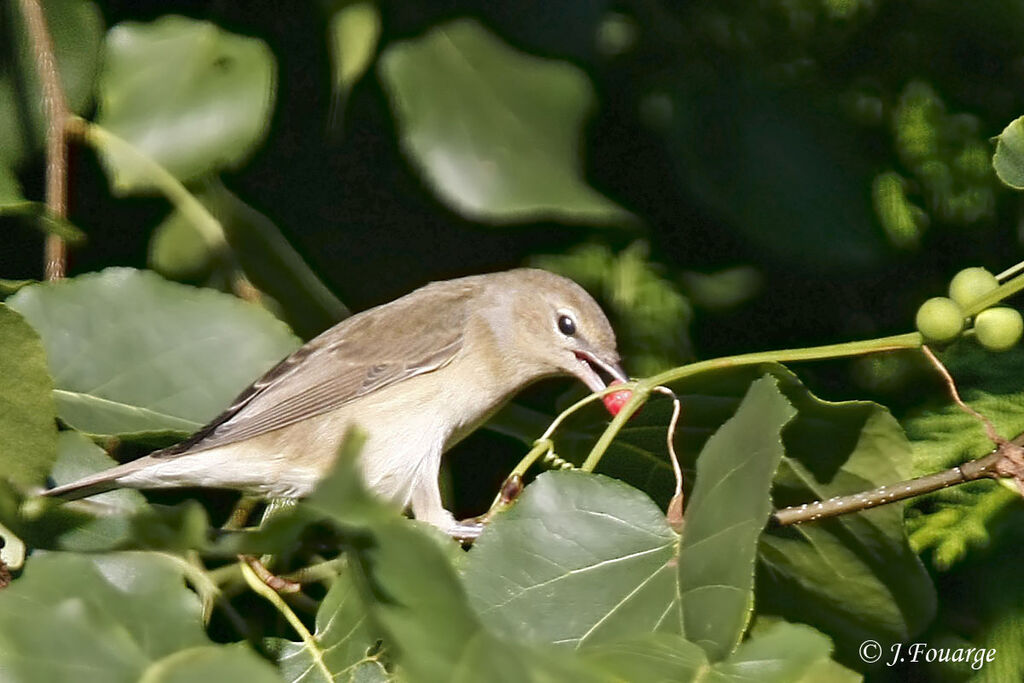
<box><xmin>448</xmin><ymin>519</ymin><xmax>486</xmax><ymax>543</ymax></box>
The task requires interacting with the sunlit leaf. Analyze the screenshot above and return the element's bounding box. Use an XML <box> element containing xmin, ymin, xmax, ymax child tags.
<box><xmin>673</xmin><ymin>376</ymin><xmax>795</xmax><ymax>660</ymax></box>
<box><xmin>993</xmin><ymin>116</ymin><xmax>1024</xmax><ymax>189</ymax></box>
<box><xmin>379</xmin><ymin>19</ymin><xmax>632</xmax><ymax>225</ymax></box>
<box><xmin>8</xmin><ymin>268</ymin><xmax>299</xmax><ymax>439</ymax></box>
<box><xmin>96</xmin><ymin>16</ymin><xmax>276</xmax><ymax>193</ymax></box>
<box><xmin>0</xmin><ymin>304</ymin><xmax>57</xmax><ymax>486</ymax></box>
<box><xmin>463</xmin><ymin>471</ymin><xmax>678</xmax><ymax>648</ymax></box>
<box><xmin>327</xmin><ymin>1</ymin><xmax>381</xmax><ymax>130</ymax></box>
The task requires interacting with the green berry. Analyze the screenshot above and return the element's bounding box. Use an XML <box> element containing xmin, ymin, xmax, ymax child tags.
<box><xmin>916</xmin><ymin>297</ymin><xmax>965</xmax><ymax>343</ymax></box>
<box><xmin>948</xmin><ymin>267</ymin><xmax>999</xmax><ymax>308</ymax></box>
<box><xmin>974</xmin><ymin>307</ymin><xmax>1023</xmax><ymax>352</ymax></box>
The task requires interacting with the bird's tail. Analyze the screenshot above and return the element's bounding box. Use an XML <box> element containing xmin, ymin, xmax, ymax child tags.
<box><xmin>42</xmin><ymin>459</ymin><xmax>151</xmax><ymax>501</ymax></box>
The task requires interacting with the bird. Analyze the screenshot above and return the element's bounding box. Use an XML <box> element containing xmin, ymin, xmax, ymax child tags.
<box><xmin>43</xmin><ymin>268</ymin><xmax>627</xmax><ymax>537</ymax></box>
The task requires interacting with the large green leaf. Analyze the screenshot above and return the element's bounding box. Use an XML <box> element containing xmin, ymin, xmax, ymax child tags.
<box><xmin>0</xmin><ymin>0</ymin><xmax>103</xmax><ymax>166</ymax></box>
<box><xmin>538</xmin><ymin>363</ymin><xmax>934</xmax><ymax>659</ymax></box>
<box><xmin>463</xmin><ymin>471</ymin><xmax>679</xmax><ymax>648</ymax></box>
<box><xmin>378</xmin><ymin>19</ymin><xmax>632</xmax><ymax>225</ymax></box>
<box><xmin>673</xmin><ymin>375</ymin><xmax>796</xmax><ymax>661</ymax></box>
<box><xmin>265</xmin><ymin>559</ymin><xmax>384</xmax><ymax>683</ymax></box>
<box><xmin>0</xmin><ymin>552</ymin><xmax>209</xmax><ymax>683</ymax></box>
<box><xmin>299</xmin><ymin>437</ymin><xmax>614</xmax><ymax>682</ymax></box>
<box><xmin>0</xmin><ymin>303</ymin><xmax>57</xmax><ymax>486</ymax></box>
<box><xmin>95</xmin><ymin>16</ymin><xmax>276</xmax><ymax>193</ymax></box>
<box><xmin>149</xmin><ymin>179</ymin><xmax>349</xmax><ymax>339</ymax></box>
<box><xmin>7</xmin><ymin>268</ymin><xmax>300</xmax><ymax>438</ymax></box>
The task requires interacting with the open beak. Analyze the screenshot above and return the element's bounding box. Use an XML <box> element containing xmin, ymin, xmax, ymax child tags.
<box><xmin>572</xmin><ymin>350</ymin><xmax>629</xmax><ymax>393</ymax></box>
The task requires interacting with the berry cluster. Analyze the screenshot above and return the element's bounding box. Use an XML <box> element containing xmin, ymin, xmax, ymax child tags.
<box><xmin>915</xmin><ymin>267</ymin><xmax>1023</xmax><ymax>351</ymax></box>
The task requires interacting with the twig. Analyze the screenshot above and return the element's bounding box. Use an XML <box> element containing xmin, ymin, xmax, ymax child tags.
<box><xmin>920</xmin><ymin>344</ymin><xmax>1002</xmax><ymax>443</ymax></box>
<box><xmin>17</xmin><ymin>0</ymin><xmax>70</xmax><ymax>280</ymax></box>
<box><xmin>241</xmin><ymin>561</ymin><xmax>332</xmax><ymax>681</ymax></box>
<box><xmin>150</xmin><ymin>551</ymin><xmax>252</xmax><ymax>638</ymax></box>
<box><xmin>69</xmin><ymin>119</ymin><xmax>229</xmax><ymax>251</ymax></box>
<box><xmin>774</xmin><ymin>346</ymin><xmax>1023</xmax><ymax>526</ymax></box>
<box><xmin>652</xmin><ymin>386</ymin><xmax>683</xmax><ymax>499</ymax></box>
<box><xmin>653</xmin><ymin>385</ymin><xmax>685</xmax><ymax>532</ymax></box>
<box><xmin>772</xmin><ymin>443</ymin><xmax>1018</xmax><ymax>526</ymax></box>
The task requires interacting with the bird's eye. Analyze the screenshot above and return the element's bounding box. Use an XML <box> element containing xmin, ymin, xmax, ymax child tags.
<box><xmin>558</xmin><ymin>314</ymin><xmax>577</xmax><ymax>336</ymax></box>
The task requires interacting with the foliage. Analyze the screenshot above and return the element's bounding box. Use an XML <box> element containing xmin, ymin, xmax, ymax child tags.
<box><xmin>3</xmin><ymin>1</ymin><xmax>1024</xmax><ymax>682</ymax></box>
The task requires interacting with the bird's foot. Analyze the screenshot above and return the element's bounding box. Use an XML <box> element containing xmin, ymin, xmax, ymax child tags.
<box><xmin>239</xmin><ymin>554</ymin><xmax>301</xmax><ymax>593</ymax></box>
<box><xmin>447</xmin><ymin>519</ymin><xmax>486</xmax><ymax>544</ymax></box>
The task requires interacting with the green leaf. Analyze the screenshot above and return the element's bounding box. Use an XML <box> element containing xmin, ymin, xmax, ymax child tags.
<box><xmin>306</xmin><ymin>437</ymin><xmax>613</xmax><ymax>682</ymax></box>
<box><xmin>96</xmin><ymin>16</ymin><xmax>276</xmax><ymax>193</ymax></box>
<box><xmin>139</xmin><ymin>645</ymin><xmax>281</xmax><ymax>683</ymax></box>
<box><xmin>708</xmin><ymin>621</ymin><xmax>841</xmax><ymax>683</ymax></box>
<box><xmin>150</xmin><ymin>179</ymin><xmax>350</xmax><ymax>338</ymax></box>
<box><xmin>266</xmin><ymin>559</ymin><xmax>383</xmax><ymax>683</ymax></box>
<box><xmin>559</xmin><ymin>363</ymin><xmax>934</xmax><ymax>657</ymax></box>
<box><xmin>674</xmin><ymin>375</ymin><xmax>796</xmax><ymax>661</ymax></box>
<box><xmin>327</xmin><ymin>1</ymin><xmax>381</xmax><ymax>130</ymax></box>
<box><xmin>463</xmin><ymin>470</ymin><xmax>679</xmax><ymax>648</ymax></box>
<box><xmin>0</xmin><ymin>552</ymin><xmax>210</xmax><ymax>683</ymax></box>
<box><xmin>0</xmin><ymin>199</ymin><xmax>87</xmax><ymax>245</ymax></box>
<box><xmin>0</xmin><ymin>0</ymin><xmax>103</xmax><ymax>166</ymax></box>
<box><xmin>378</xmin><ymin>19</ymin><xmax>632</xmax><ymax>225</ymax></box>
<box><xmin>0</xmin><ymin>303</ymin><xmax>57</xmax><ymax>486</ymax></box>
<box><xmin>992</xmin><ymin>116</ymin><xmax>1024</xmax><ymax>189</ymax></box>
<box><xmin>906</xmin><ymin>482</ymin><xmax>1017</xmax><ymax>569</ymax></box>
<box><xmin>579</xmin><ymin>633</ymin><xmax>709</xmax><ymax>682</ymax></box>
<box><xmin>7</xmin><ymin>268</ymin><xmax>300</xmax><ymax>438</ymax></box>
<box><xmin>579</xmin><ymin>621</ymin><xmax>849</xmax><ymax>683</ymax></box>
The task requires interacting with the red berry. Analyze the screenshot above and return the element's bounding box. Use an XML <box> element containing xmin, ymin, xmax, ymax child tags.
<box><xmin>602</xmin><ymin>380</ymin><xmax>633</xmax><ymax>416</ymax></box>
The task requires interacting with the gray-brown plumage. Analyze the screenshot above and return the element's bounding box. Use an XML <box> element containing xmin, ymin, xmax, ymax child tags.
<box><xmin>44</xmin><ymin>269</ymin><xmax>626</xmax><ymax>534</ymax></box>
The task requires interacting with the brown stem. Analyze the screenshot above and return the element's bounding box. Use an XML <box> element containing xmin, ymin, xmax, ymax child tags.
<box><xmin>17</xmin><ymin>0</ymin><xmax>71</xmax><ymax>280</ymax></box>
<box><xmin>772</xmin><ymin>436</ymin><xmax>1022</xmax><ymax>526</ymax></box>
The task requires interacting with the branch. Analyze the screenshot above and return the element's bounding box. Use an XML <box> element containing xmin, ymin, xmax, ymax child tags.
<box><xmin>17</xmin><ymin>0</ymin><xmax>70</xmax><ymax>280</ymax></box>
<box><xmin>772</xmin><ymin>434</ymin><xmax>1024</xmax><ymax>526</ymax></box>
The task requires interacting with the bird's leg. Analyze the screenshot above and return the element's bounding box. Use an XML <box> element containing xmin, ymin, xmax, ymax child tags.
<box><xmin>409</xmin><ymin>473</ymin><xmax>485</xmax><ymax>542</ymax></box>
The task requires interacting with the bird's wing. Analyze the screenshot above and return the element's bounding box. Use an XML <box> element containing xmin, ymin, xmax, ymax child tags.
<box><xmin>156</xmin><ymin>280</ymin><xmax>473</xmax><ymax>458</ymax></box>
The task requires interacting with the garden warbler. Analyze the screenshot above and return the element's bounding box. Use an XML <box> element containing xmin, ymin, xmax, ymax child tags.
<box><xmin>44</xmin><ymin>269</ymin><xmax>627</xmax><ymax>536</ymax></box>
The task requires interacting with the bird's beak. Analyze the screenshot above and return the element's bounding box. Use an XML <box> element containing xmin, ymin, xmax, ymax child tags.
<box><xmin>572</xmin><ymin>349</ymin><xmax>629</xmax><ymax>393</ymax></box>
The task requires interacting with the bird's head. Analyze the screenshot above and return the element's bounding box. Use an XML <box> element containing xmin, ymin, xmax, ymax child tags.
<box><xmin>481</xmin><ymin>269</ymin><xmax>628</xmax><ymax>393</ymax></box>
